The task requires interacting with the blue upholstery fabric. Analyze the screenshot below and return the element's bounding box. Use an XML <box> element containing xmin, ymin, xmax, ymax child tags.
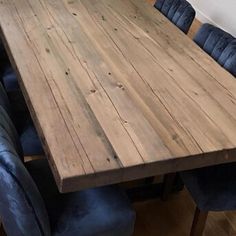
<box><xmin>154</xmin><ymin>0</ymin><xmax>196</xmax><ymax>34</ymax></box>
<box><xmin>0</xmin><ymin>139</ymin><xmax>135</xmax><ymax>235</ymax></box>
<box><xmin>0</xmin><ymin>82</ymin><xmax>12</xmax><ymax>117</ymax></box>
<box><xmin>0</xmin><ymin>78</ymin><xmax>43</xmax><ymax>156</ymax></box>
<box><xmin>0</xmin><ymin>40</ymin><xmax>18</xmax><ymax>91</ymax></box>
<box><xmin>20</xmin><ymin>122</ymin><xmax>44</xmax><ymax>156</ymax></box>
<box><xmin>2</xmin><ymin>65</ymin><xmax>19</xmax><ymax>92</ymax></box>
<box><xmin>0</xmin><ymin>106</ymin><xmax>23</xmax><ymax>159</ymax></box>
<box><xmin>0</xmin><ymin>125</ymin><xmax>51</xmax><ymax>236</ymax></box>
<box><xmin>0</xmin><ymin>41</ymin><xmax>10</xmax><ymax>80</ymax></box>
<box><xmin>180</xmin><ymin>162</ymin><xmax>236</xmax><ymax>211</ymax></box>
<box><xmin>194</xmin><ymin>23</ymin><xmax>236</xmax><ymax>77</ymax></box>
<box><xmin>26</xmin><ymin>159</ymin><xmax>136</xmax><ymax>236</ymax></box>
<box><xmin>0</xmin><ymin>98</ymin><xmax>135</xmax><ymax>235</ymax></box>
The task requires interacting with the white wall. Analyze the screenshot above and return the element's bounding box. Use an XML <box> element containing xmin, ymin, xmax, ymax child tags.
<box><xmin>188</xmin><ymin>0</ymin><xmax>236</xmax><ymax>37</ymax></box>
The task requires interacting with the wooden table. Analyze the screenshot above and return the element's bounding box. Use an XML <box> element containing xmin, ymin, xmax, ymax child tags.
<box><xmin>1</xmin><ymin>0</ymin><xmax>236</xmax><ymax>193</ymax></box>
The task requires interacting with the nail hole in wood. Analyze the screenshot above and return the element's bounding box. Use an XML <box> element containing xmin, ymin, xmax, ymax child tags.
<box><xmin>172</xmin><ymin>134</ymin><xmax>178</xmax><ymax>140</ymax></box>
<box><xmin>117</xmin><ymin>83</ymin><xmax>123</xmax><ymax>88</ymax></box>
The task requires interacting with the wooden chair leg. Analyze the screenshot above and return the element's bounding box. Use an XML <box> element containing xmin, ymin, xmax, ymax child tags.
<box><xmin>0</xmin><ymin>223</ymin><xmax>6</xmax><ymax>236</ymax></box>
<box><xmin>161</xmin><ymin>173</ymin><xmax>176</xmax><ymax>201</ymax></box>
<box><xmin>190</xmin><ymin>207</ymin><xmax>208</xmax><ymax>236</ymax></box>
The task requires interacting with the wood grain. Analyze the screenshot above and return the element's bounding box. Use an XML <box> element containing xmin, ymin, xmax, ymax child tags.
<box><xmin>0</xmin><ymin>0</ymin><xmax>236</xmax><ymax>192</ymax></box>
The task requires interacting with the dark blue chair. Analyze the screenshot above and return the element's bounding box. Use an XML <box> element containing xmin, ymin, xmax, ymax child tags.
<box><xmin>0</xmin><ymin>106</ymin><xmax>136</xmax><ymax>236</ymax></box>
<box><xmin>194</xmin><ymin>23</ymin><xmax>236</xmax><ymax>77</ymax></box>
<box><xmin>180</xmin><ymin>163</ymin><xmax>236</xmax><ymax>235</ymax></box>
<box><xmin>2</xmin><ymin>65</ymin><xmax>19</xmax><ymax>92</ymax></box>
<box><xmin>0</xmin><ymin>41</ymin><xmax>19</xmax><ymax>92</ymax></box>
<box><xmin>0</xmin><ymin>41</ymin><xmax>10</xmax><ymax>82</ymax></box>
<box><xmin>154</xmin><ymin>0</ymin><xmax>196</xmax><ymax>34</ymax></box>
<box><xmin>0</xmin><ymin>105</ymin><xmax>23</xmax><ymax>160</ymax></box>
<box><xmin>0</xmin><ymin>82</ymin><xmax>44</xmax><ymax>156</ymax></box>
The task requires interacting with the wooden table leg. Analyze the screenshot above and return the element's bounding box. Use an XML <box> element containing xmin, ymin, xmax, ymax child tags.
<box><xmin>161</xmin><ymin>173</ymin><xmax>177</xmax><ymax>201</ymax></box>
<box><xmin>190</xmin><ymin>207</ymin><xmax>208</xmax><ymax>236</ymax></box>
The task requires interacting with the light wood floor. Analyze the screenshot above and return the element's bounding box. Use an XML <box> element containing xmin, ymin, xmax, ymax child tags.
<box><xmin>133</xmin><ymin>189</ymin><xmax>236</xmax><ymax>236</ymax></box>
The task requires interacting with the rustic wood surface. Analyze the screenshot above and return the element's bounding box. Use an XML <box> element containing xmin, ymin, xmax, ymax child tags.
<box><xmin>1</xmin><ymin>0</ymin><xmax>236</xmax><ymax>192</ymax></box>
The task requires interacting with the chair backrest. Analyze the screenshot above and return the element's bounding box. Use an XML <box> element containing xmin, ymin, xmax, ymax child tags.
<box><xmin>2</xmin><ymin>65</ymin><xmax>19</xmax><ymax>92</ymax></box>
<box><xmin>0</xmin><ymin>79</ymin><xmax>25</xmax><ymax>158</ymax></box>
<box><xmin>0</xmin><ymin>40</ymin><xmax>10</xmax><ymax>79</ymax></box>
<box><xmin>194</xmin><ymin>23</ymin><xmax>236</xmax><ymax>77</ymax></box>
<box><xmin>0</xmin><ymin>82</ymin><xmax>11</xmax><ymax>116</ymax></box>
<box><xmin>0</xmin><ymin>111</ymin><xmax>51</xmax><ymax>236</ymax></box>
<box><xmin>154</xmin><ymin>0</ymin><xmax>196</xmax><ymax>34</ymax></box>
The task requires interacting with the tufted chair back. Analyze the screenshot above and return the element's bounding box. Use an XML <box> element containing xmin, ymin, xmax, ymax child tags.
<box><xmin>0</xmin><ymin>105</ymin><xmax>23</xmax><ymax>159</ymax></box>
<box><xmin>0</xmin><ymin>107</ymin><xmax>51</xmax><ymax>236</ymax></box>
<box><xmin>154</xmin><ymin>0</ymin><xmax>196</xmax><ymax>34</ymax></box>
<box><xmin>194</xmin><ymin>23</ymin><xmax>236</xmax><ymax>77</ymax></box>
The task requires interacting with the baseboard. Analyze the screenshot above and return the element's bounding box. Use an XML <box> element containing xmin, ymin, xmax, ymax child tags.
<box><xmin>194</xmin><ymin>8</ymin><xmax>231</xmax><ymax>34</ymax></box>
<box><xmin>195</xmin><ymin>8</ymin><xmax>218</xmax><ymax>27</ymax></box>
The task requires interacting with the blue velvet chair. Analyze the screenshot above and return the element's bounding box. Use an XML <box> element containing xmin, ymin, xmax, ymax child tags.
<box><xmin>0</xmin><ymin>40</ymin><xmax>19</xmax><ymax>92</ymax></box>
<box><xmin>180</xmin><ymin>163</ymin><xmax>236</xmax><ymax>235</ymax></box>
<box><xmin>0</xmin><ymin>106</ymin><xmax>136</xmax><ymax>236</ymax></box>
<box><xmin>2</xmin><ymin>65</ymin><xmax>19</xmax><ymax>92</ymax></box>
<box><xmin>0</xmin><ymin>82</ymin><xmax>44</xmax><ymax>156</ymax></box>
<box><xmin>154</xmin><ymin>0</ymin><xmax>196</xmax><ymax>34</ymax></box>
<box><xmin>194</xmin><ymin>23</ymin><xmax>236</xmax><ymax>77</ymax></box>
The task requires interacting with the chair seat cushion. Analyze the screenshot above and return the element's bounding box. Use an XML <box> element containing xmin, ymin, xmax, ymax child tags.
<box><xmin>26</xmin><ymin>159</ymin><xmax>135</xmax><ymax>236</ymax></box>
<box><xmin>20</xmin><ymin>122</ymin><xmax>44</xmax><ymax>156</ymax></box>
<box><xmin>180</xmin><ymin>162</ymin><xmax>236</xmax><ymax>211</ymax></box>
<box><xmin>2</xmin><ymin>65</ymin><xmax>19</xmax><ymax>92</ymax></box>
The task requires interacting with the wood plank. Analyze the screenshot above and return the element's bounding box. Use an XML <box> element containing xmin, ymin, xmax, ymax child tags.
<box><xmin>81</xmin><ymin>0</ymin><xmax>234</xmax><ymax>152</ymax></box>
<box><xmin>0</xmin><ymin>0</ymin><xmax>236</xmax><ymax>192</ymax></box>
<box><xmin>0</xmin><ymin>0</ymin><xmax>120</xmax><ymax>188</ymax></box>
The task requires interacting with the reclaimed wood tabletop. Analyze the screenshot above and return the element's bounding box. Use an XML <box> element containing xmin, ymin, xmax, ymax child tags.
<box><xmin>1</xmin><ymin>0</ymin><xmax>236</xmax><ymax>192</ymax></box>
